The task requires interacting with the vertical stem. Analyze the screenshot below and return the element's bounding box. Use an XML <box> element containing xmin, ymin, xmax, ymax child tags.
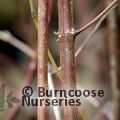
<box><xmin>106</xmin><ymin>0</ymin><xmax>120</xmax><ymax>120</ymax></box>
<box><xmin>38</xmin><ymin>0</ymin><xmax>49</xmax><ymax>120</ymax></box>
<box><xmin>58</xmin><ymin>0</ymin><xmax>78</xmax><ymax>119</ymax></box>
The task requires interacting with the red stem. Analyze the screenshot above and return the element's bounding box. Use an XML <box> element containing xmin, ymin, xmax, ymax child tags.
<box><xmin>58</xmin><ymin>0</ymin><xmax>78</xmax><ymax>119</ymax></box>
<box><xmin>38</xmin><ymin>0</ymin><xmax>49</xmax><ymax>120</ymax></box>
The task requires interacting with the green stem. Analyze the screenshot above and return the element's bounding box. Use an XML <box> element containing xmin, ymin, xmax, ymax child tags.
<box><xmin>29</xmin><ymin>0</ymin><xmax>38</xmax><ymax>28</ymax></box>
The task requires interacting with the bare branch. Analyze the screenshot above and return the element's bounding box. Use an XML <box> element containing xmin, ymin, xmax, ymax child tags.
<box><xmin>58</xmin><ymin>0</ymin><xmax>79</xmax><ymax>119</ymax></box>
<box><xmin>0</xmin><ymin>30</ymin><xmax>35</xmax><ymax>58</ymax></box>
<box><xmin>38</xmin><ymin>0</ymin><xmax>49</xmax><ymax>120</ymax></box>
<box><xmin>29</xmin><ymin>0</ymin><xmax>61</xmax><ymax>80</ymax></box>
<box><xmin>75</xmin><ymin>4</ymin><xmax>117</xmax><ymax>58</ymax></box>
<box><xmin>106</xmin><ymin>0</ymin><xmax>120</xmax><ymax>119</ymax></box>
<box><xmin>74</xmin><ymin>0</ymin><xmax>118</xmax><ymax>37</ymax></box>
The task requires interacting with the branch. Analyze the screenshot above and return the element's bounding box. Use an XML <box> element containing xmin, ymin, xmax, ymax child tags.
<box><xmin>106</xmin><ymin>0</ymin><xmax>120</xmax><ymax>119</ymax></box>
<box><xmin>38</xmin><ymin>0</ymin><xmax>49</xmax><ymax>120</ymax></box>
<box><xmin>74</xmin><ymin>0</ymin><xmax>118</xmax><ymax>37</ymax></box>
<box><xmin>51</xmin><ymin>2</ymin><xmax>117</xmax><ymax>77</ymax></box>
<box><xmin>0</xmin><ymin>30</ymin><xmax>35</xmax><ymax>58</ymax></box>
<box><xmin>47</xmin><ymin>49</ymin><xmax>62</xmax><ymax>79</ymax></box>
<box><xmin>75</xmin><ymin>4</ymin><xmax>117</xmax><ymax>58</ymax></box>
<box><xmin>58</xmin><ymin>0</ymin><xmax>79</xmax><ymax>119</ymax></box>
<box><xmin>29</xmin><ymin>0</ymin><xmax>61</xmax><ymax>80</ymax></box>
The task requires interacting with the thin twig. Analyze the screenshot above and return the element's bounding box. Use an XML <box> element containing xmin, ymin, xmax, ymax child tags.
<box><xmin>29</xmin><ymin>0</ymin><xmax>38</xmax><ymax>28</ymax></box>
<box><xmin>75</xmin><ymin>4</ymin><xmax>117</xmax><ymax>58</ymax></box>
<box><xmin>74</xmin><ymin>0</ymin><xmax>118</xmax><ymax>37</ymax></box>
<box><xmin>0</xmin><ymin>30</ymin><xmax>35</xmax><ymax>58</ymax></box>
<box><xmin>47</xmin><ymin>49</ymin><xmax>62</xmax><ymax>79</ymax></box>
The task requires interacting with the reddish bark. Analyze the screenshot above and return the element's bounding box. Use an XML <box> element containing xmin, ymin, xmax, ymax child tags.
<box><xmin>58</xmin><ymin>0</ymin><xmax>79</xmax><ymax>119</ymax></box>
<box><xmin>38</xmin><ymin>0</ymin><xmax>49</xmax><ymax>120</ymax></box>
